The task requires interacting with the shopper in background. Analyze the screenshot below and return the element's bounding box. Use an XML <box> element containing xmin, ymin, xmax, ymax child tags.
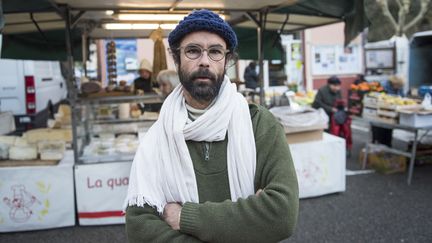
<box><xmin>125</xmin><ymin>9</ymin><xmax>298</xmax><ymax>243</ymax></box>
<box><xmin>156</xmin><ymin>69</ymin><xmax>180</xmax><ymax>98</ymax></box>
<box><xmin>384</xmin><ymin>75</ymin><xmax>405</xmax><ymax>96</ymax></box>
<box><xmin>312</xmin><ymin>75</ymin><xmax>342</xmax><ymax>118</ymax></box>
<box><xmin>371</xmin><ymin>75</ymin><xmax>405</xmax><ymax>147</ymax></box>
<box><xmin>133</xmin><ymin>59</ymin><xmax>154</xmax><ymax>93</ymax></box>
<box><xmin>244</xmin><ymin>61</ymin><xmax>258</xmax><ymax>89</ymax></box>
<box><xmin>354</xmin><ymin>74</ymin><xmax>367</xmax><ymax>85</ymax></box>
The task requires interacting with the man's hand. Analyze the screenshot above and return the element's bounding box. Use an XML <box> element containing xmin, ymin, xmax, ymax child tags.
<box><xmin>163</xmin><ymin>203</ymin><xmax>182</xmax><ymax>230</ymax></box>
<box><xmin>256</xmin><ymin>189</ymin><xmax>263</xmax><ymax>196</ymax></box>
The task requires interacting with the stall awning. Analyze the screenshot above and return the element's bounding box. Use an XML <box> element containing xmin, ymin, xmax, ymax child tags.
<box><xmin>5</xmin><ymin>0</ymin><xmax>409</xmax><ymax>61</ymax></box>
<box><xmin>0</xmin><ymin>0</ymin><xmax>349</xmax><ymax>60</ymax></box>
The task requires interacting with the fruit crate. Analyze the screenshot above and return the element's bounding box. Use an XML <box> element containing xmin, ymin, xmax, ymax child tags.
<box><xmin>363</xmin><ymin>95</ymin><xmax>378</xmax><ymax>109</ymax></box>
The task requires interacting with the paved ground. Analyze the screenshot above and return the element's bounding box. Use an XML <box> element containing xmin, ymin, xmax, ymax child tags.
<box><xmin>2</xmin><ymin>121</ymin><xmax>432</xmax><ymax>243</ymax></box>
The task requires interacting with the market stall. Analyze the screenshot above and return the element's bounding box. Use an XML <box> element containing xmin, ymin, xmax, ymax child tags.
<box><xmin>70</xmin><ymin>88</ymin><xmax>160</xmax><ymax>224</ymax></box>
<box><xmin>0</xmin><ymin>0</ymin><xmax>367</xmax><ymax>230</ymax></box>
<box><xmin>271</xmin><ymin>106</ymin><xmax>346</xmax><ymax>197</ymax></box>
<box><xmin>75</xmin><ymin>161</ymin><xmax>131</xmax><ymax>225</ymax></box>
<box><xmin>0</xmin><ymin>151</ymin><xmax>75</xmax><ymax>232</ymax></box>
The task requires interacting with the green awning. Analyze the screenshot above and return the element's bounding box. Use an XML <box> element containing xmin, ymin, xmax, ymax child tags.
<box><xmin>234</xmin><ymin>27</ymin><xmax>283</xmax><ymax>60</ymax></box>
<box><xmin>1</xmin><ymin>29</ymin><xmax>82</xmax><ymax>60</ymax></box>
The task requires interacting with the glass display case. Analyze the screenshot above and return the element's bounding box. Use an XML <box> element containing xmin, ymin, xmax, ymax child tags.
<box><xmin>71</xmin><ymin>94</ymin><xmax>162</xmax><ymax>164</ymax></box>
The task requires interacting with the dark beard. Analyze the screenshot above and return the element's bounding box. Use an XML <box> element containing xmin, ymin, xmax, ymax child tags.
<box><xmin>179</xmin><ymin>67</ymin><xmax>225</xmax><ymax>102</ymax></box>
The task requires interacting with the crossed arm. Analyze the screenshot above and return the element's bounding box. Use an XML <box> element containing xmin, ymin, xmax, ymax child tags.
<box><xmin>126</xmin><ymin>123</ymin><xmax>299</xmax><ymax>243</ymax></box>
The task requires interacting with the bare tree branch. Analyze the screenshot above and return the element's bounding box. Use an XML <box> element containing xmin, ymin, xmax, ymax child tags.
<box><xmin>404</xmin><ymin>0</ymin><xmax>431</xmax><ymax>32</ymax></box>
<box><xmin>396</xmin><ymin>0</ymin><xmax>403</xmax><ymax>9</ymax></box>
<box><xmin>377</xmin><ymin>0</ymin><xmax>399</xmax><ymax>32</ymax></box>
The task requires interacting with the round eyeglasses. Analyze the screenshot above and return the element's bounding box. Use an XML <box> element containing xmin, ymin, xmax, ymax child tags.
<box><xmin>179</xmin><ymin>45</ymin><xmax>229</xmax><ymax>62</ymax></box>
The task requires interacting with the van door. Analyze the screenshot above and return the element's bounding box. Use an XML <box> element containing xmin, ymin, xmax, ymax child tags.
<box><xmin>27</xmin><ymin>60</ymin><xmax>66</xmax><ymax>114</ymax></box>
<box><xmin>0</xmin><ymin>59</ymin><xmax>25</xmax><ymax>115</ymax></box>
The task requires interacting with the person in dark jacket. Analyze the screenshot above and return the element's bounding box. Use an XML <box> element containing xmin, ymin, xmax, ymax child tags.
<box><xmin>312</xmin><ymin>76</ymin><xmax>342</xmax><ymax>118</ymax></box>
<box><xmin>244</xmin><ymin>62</ymin><xmax>258</xmax><ymax>89</ymax></box>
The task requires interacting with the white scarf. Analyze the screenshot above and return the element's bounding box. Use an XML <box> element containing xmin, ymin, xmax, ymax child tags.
<box><xmin>124</xmin><ymin>76</ymin><xmax>256</xmax><ymax>214</ymax></box>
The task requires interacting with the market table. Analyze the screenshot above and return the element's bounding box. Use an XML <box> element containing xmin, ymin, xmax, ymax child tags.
<box><xmin>73</xmin><ymin>132</ymin><xmax>347</xmax><ymax>226</ymax></box>
<box><xmin>362</xmin><ymin>121</ymin><xmax>432</xmax><ymax>184</ymax></box>
<box><xmin>0</xmin><ymin>151</ymin><xmax>75</xmax><ymax>232</ymax></box>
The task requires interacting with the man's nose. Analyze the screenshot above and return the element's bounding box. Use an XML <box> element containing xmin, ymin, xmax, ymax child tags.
<box><xmin>198</xmin><ymin>50</ymin><xmax>210</xmax><ymax>68</ymax></box>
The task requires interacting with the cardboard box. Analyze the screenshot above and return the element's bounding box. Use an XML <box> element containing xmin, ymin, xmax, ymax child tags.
<box><xmin>359</xmin><ymin>149</ymin><xmax>406</xmax><ymax>174</ymax></box>
<box><xmin>399</xmin><ymin>112</ymin><xmax>432</xmax><ymax>128</ymax></box>
<box><xmin>286</xmin><ymin>129</ymin><xmax>323</xmax><ymax>144</ymax></box>
<box><xmin>397</xmin><ymin>106</ymin><xmax>432</xmax><ymax>128</ymax></box>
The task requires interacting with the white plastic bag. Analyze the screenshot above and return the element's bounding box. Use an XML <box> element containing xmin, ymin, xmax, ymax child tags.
<box><xmin>421</xmin><ymin>93</ymin><xmax>432</xmax><ymax>110</ymax></box>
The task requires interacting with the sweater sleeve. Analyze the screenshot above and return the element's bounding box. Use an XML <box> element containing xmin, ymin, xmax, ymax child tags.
<box><xmin>126</xmin><ymin>205</ymin><xmax>203</xmax><ymax>243</ymax></box>
<box><xmin>179</xmin><ymin>109</ymin><xmax>299</xmax><ymax>243</ymax></box>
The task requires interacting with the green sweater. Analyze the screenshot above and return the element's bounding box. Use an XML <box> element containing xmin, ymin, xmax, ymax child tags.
<box><xmin>126</xmin><ymin>104</ymin><xmax>299</xmax><ymax>243</ymax></box>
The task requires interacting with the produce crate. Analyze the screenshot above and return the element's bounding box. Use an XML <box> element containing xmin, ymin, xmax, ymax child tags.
<box><xmin>377</xmin><ymin>108</ymin><xmax>398</xmax><ymax>118</ymax></box>
<box><xmin>376</xmin><ymin>115</ymin><xmax>398</xmax><ymax>124</ymax></box>
<box><xmin>363</xmin><ymin>96</ymin><xmax>378</xmax><ymax>108</ymax></box>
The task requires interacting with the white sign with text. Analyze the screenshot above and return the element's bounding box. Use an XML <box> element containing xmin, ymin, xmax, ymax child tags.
<box><xmin>75</xmin><ymin>161</ymin><xmax>132</xmax><ymax>225</ymax></box>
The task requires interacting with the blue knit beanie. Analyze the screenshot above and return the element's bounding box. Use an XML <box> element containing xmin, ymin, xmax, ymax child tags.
<box><xmin>168</xmin><ymin>9</ymin><xmax>238</xmax><ymax>51</ymax></box>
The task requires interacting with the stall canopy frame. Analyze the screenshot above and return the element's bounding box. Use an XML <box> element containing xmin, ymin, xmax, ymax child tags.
<box><xmin>1</xmin><ymin>0</ymin><xmax>366</xmax><ymax>105</ymax></box>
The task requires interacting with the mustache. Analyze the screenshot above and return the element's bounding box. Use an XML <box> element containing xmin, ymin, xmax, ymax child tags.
<box><xmin>189</xmin><ymin>69</ymin><xmax>217</xmax><ymax>81</ymax></box>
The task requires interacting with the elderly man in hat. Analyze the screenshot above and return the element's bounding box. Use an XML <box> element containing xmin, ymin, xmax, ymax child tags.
<box><xmin>125</xmin><ymin>9</ymin><xmax>298</xmax><ymax>243</ymax></box>
<box><xmin>156</xmin><ymin>69</ymin><xmax>180</xmax><ymax>98</ymax></box>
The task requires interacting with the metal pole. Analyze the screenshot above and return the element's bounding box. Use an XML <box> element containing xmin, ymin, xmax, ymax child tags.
<box><xmin>258</xmin><ymin>12</ymin><xmax>265</xmax><ymax>106</ymax></box>
<box><xmin>407</xmin><ymin>130</ymin><xmax>418</xmax><ymax>185</ymax></box>
<box><xmin>82</xmin><ymin>31</ymin><xmax>88</xmax><ymax>77</ymax></box>
<box><xmin>63</xmin><ymin>6</ymin><xmax>79</xmax><ymax>163</ymax></box>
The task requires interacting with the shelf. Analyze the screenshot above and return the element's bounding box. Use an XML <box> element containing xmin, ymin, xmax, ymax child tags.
<box><xmin>88</xmin><ymin>117</ymin><xmax>157</xmax><ymax>124</ymax></box>
<box><xmin>78</xmin><ymin>94</ymin><xmax>162</xmax><ymax>105</ymax></box>
<box><xmin>79</xmin><ymin>154</ymin><xmax>135</xmax><ymax>164</ymax></box>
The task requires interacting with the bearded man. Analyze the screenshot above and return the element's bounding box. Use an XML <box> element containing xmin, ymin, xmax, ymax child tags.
<box><xmin>125</xmin><ymin>9</ymin><xmax>298</xmax><ymax>243</ymax></box>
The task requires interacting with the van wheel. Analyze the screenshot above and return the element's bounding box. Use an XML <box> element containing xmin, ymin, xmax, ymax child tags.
<box><xmin>47</xmin><ymin>101</ymin><xmax>55</xmax><ymax>119</ymax></box>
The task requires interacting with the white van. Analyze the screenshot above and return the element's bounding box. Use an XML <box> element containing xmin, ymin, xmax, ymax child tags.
<box><xmin>0</xmin><ymin>59</ymin><xmax>67</xmax><ymax>132</ymax></box>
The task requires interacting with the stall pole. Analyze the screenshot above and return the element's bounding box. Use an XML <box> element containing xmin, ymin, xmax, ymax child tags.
<box><xmin>82</xmin><ymin>31</ymin><xmax>88</xmax><ymax>77</ymax></box>
<box><xmin>62</xmin><ymin>5</ymin><xmax>79</xmax><ymax>162</ymax></box>
<box><xmin>246</xmin><ymin>11</ymin><xmax>266</xmax><ymax>106</ymax></box>
<box><xmin>257</xmin><ymin>11</ymin><xmax>266</xmax><ymax>106</ymax></box>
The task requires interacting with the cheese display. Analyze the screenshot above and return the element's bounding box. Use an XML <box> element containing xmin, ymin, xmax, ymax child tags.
<box><xmin>0</xmin><ymin>143</ymin><xmax>9</xmax><ymax>159</ymax></box>
<box><xmin>9</xmin><ymin>145</ymin><xmax>38</xmax><ymax>160</ymax></box>
<box><xmin>48</xmin><ymin>104</ymin><xmax>72</xmax><ymax>129</ymax></box>
<box><xmin>0</xmin><ymin>136</ymin><xmax>17</xmax><ymax>146</ymax></box>
<box><xmin>23</xmin><ymin>128</ymin><xmax>73</xmax><ymax>144</ymax></box>
<box><xmin>82</xmin><ymin>134</ymin><xmax>139</xmax><ymax>161</ymax></box>
<box><xmin>38</xmin><ymin>140</ymin><xmax>66</xmax><ymax>161</ymax></box>
<box><xmin>14</xmin><ymin>137</ymin><xmax>29</xmax><ymax>146</ymax></box>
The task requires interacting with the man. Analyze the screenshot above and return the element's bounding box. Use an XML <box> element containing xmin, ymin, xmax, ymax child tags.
<box><xmin>125</xmin><ymin>9</ymin><xmax>298</xmax><ymax>243</ymax></box>
<box><xmin>244</xmin><ymin>61</ymin><xmax>258</xmax><ymax>89</ymax></box>
<box><xmin>312</xmin><ymin>75</ymin><xmax>342</xmax><ymax>118</ymax></box>
<box><xmin>156</xmin><ymin>69</ymin><xmax>180</xmax><ymax>98</ymax></box>
<box><xmin>134</xmin><ymin>58</ymin><xmax>155</xmax><ymax>93</ymax></box>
